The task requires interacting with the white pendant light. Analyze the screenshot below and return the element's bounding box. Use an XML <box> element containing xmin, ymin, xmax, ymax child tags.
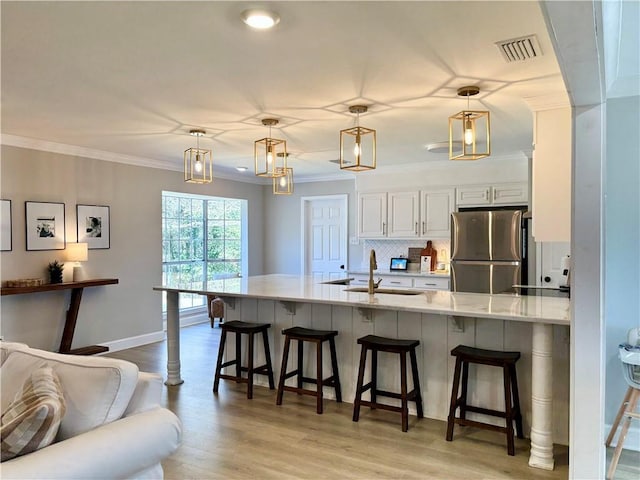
<box><xmin>449</xmin><ymin>86</ymin><xmax>491</xmax><ymax>161</ymax></box>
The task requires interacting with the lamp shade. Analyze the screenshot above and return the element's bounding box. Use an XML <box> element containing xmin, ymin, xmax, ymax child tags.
<box><xmin>66</xmin><ymin>242</ymin><xmax>88</xmax><ymax>262</ymax></box>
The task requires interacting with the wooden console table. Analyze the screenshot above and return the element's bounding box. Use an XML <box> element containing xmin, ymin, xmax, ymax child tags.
<box><xmin>1</xmin><ymin>278</ymin><xmax>119</xmax><ymax>355</ymax></box>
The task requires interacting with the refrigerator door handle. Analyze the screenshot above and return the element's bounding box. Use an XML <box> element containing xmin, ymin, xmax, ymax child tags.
<box><xmin>451</xmin><ymin>260</ymin><xmax>521</xmax><ymax>266</ymax></box>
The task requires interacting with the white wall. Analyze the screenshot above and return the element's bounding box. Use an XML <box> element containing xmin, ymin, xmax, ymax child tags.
<box><xmin>354</xmin><ymin>155</ymin><xmax>529</xmax><ymax>192</ymax></box>
<box><xmin>0</xmin><ymin>145</ymin><xmax>265</xmax><ymax>351</ymax></box>
<box><xmin>263</xmin><ymin>179</ymin><xmax>357</xmax><ymax>274</ymax></box>
<box><xmin>604</xmin><ymin>95</ymin><xmax>640</xmax><ymax>448</ymax></box>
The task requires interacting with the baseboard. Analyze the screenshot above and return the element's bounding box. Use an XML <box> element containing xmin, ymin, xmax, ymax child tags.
<box><xmin>606</xmin><ymin>422</ymin><xmax>640</xmax><ymax>452</ymax></box>
<box><xmin>99</xmin><ymin>330</ymin><xmax>166</xmax><ymax>354</ymax></box>
<box><xmin>101</xmin><ymin>312</ymin><xmax>210</xmax><ymax>354</ymax></box>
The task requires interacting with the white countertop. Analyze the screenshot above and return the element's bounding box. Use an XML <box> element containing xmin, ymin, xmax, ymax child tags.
<box><xmin>155</xmin><ymin>274</ymin><xmax>569</xmax><ymax>326</ymax></box>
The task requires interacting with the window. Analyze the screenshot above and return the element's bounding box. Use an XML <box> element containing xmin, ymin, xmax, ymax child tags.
<box><xmin>162</xmin><ymin>191</ymin><xmax>246</xmax><ymax>311</ymax></box>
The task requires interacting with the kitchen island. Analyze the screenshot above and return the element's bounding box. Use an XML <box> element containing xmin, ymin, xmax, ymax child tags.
<box><xmin>154</xmin><ymin>274</ymin><xmax>570</xmax><ymax>470</ymax></box>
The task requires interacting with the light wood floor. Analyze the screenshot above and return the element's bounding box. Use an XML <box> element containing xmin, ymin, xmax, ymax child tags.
<box><xmin>108</xmin><ymin>322</ymin><xmax>638</xmax><ymax>479</ymax></box>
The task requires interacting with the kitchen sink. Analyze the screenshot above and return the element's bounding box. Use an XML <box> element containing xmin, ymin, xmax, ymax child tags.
<box><xmin>343</xmin><ymin>287</ymin><xmax>423</xmax><ymax>295</ymax></box>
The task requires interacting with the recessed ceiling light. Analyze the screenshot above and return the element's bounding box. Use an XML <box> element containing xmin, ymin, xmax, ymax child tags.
<box><xmin>426</xmin><ymin>141</ymin><xmax>461</xmax><ymax>154</ymax></box>
<box><xmin>241</xmin><ymin>9</ymin><xmax>280</xmax><ymax>29</ymax></box>
<box><xmin>236</xmin><ymin>166</ymin><xmax>248</xmax><ymax>172</ymax></box>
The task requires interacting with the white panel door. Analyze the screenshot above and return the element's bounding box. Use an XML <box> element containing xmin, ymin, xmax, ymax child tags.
<box><xmin>537</xmin><ymin>241</ymin><xmax>570</xmax><ymax>287</ymax></box>
<box><xmin>303</xmin><ymin>196</ymin><xmax>348</xmax><ymax>281</ymax></box>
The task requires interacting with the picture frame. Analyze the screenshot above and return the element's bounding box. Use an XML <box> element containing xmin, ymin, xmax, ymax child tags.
<box><xmin>25</xmin><ymin>201</ymin><xmax>66</xmax><ymax>251</ymax></box>
<box><xmin>77</xmin><ymin>204</ymin><xmax>110</xmax><ymax>249</ymax></box>
<box><xmin>1</xmin><ymin>199</ymin><xmax>12</xmax><ymax>251</ymax></box>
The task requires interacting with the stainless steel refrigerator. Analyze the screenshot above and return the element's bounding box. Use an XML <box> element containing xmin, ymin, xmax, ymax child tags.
<box><xmin>450</xmin><ymin>209</ymin><xmax>526</xmax><ymax>294</ymax></box>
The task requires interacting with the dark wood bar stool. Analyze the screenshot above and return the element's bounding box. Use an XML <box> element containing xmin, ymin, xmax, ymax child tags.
<box><xmin>352</xmin><ymin>335</ymin><xmax>423</xmax><ymax>432</ymax></box>
<box><xmin>213</xmin><ymin>320</ymin><xmax>275</xmax><ymax>399</ymax></box>
<box><xmin>446</xmin><ymin>345</ymin><xmax>524</xmax><ymax>456</ymax></box>
<box><xmin>276</xmin><ymin>326</ymin><xmax>342</xmax><ymax>414</ymax></box>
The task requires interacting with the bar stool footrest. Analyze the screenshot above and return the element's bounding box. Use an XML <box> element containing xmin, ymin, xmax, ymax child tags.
<box><xmin>454</xmin><ymin>417</ymin><xmax>508</xmax><ymax>434</ymax></box>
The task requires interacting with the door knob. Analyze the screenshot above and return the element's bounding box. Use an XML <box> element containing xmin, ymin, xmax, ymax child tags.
<box><xmin>543</xmin><ymin>276</ymin><xmax>551</xmax><ymax>283</ymax></box>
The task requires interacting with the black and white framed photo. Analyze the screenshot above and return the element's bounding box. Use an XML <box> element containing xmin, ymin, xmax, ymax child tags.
<box><xmin>1</xmin><ymin>199</ymin><xmax>12</xmax><ymax>251</ymax></box>
<box><xmin>25</xmin><ymin>201</ymin><xmax>66</xmax><ymax>251</ymax></box>
<box><xmin>77</xmin><ymin>204</ymin><xmax>110</xmax><ymax>249</ymax></box>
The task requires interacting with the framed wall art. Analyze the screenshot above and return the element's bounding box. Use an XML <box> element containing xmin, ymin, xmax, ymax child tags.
<box><xmin>1</xmin><ymin>199</ymin><xmax>12</xmax><ymax>251</ymax></box>
<box><xmin>77</xmin><ymin>204</ymin><xmax>110</xmax><ymax>249</ymax></box>
<box><xmin>25</xmin><ymin>201</ymin><xmax>66</xmax><ymax>251</ymax></box>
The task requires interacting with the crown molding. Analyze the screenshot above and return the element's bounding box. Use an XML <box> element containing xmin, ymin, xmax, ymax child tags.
<box><xmin>523</xmin><ymin>93</ymin><xmax>571</xmax><ymax>111</ymax></box>
<box><xmin>1</xmin><ymin>134</ymin><xmax>178</xmax><ymax>171</ymax></box>
<box><xmin>0</xmin><ymin>134</ymin><xmax>269</xmax><ymax>185</ymax></box>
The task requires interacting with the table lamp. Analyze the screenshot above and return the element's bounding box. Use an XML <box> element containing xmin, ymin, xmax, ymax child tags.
<box><xmin>65</xmin><ymin>243</ymin><xmax>88</xmax><ymax>282</ymax></box>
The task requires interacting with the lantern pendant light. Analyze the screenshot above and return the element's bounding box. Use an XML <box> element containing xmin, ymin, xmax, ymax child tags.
<box><xmin>449</xmin><ymin>86</ymin><xmax>491</xmax><ymax>160</ymax></box>
<box><xmin>184</xmin><ymin>129</ymin><xmax>213</xmax><ymax>183</ymax></box>
<box><xmin>340</xmin><ymin>105</ymin><xmax>376</xmax><ymax>171</ymax></box>
<box><xmin>273</xmin><ymin>166</ymin><xmax>294</xmax><ymax>195</ymax></box>
<box><xmin>255</xmin><ymin>118</ymin><xmax>287</xmax><ymax>178</ymax></box>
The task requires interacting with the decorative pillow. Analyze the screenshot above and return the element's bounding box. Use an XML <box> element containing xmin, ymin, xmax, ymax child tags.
<box><xmin>1</xmin><ymin>366</ymin><xmax>66</xmax><ymax>461</ymax></box>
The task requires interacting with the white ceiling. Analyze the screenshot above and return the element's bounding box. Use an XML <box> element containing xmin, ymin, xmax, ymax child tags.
<box><xmin>1</xmin><ymin>1</ymin><xmax>568</xmax><ymax>183</ymax></box>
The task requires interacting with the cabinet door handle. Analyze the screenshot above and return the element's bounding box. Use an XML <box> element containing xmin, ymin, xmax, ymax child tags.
<box><xmin>486</xmin><ymin>189</ymin><xmax>490</xmax><ymax>200</ymax></box>
<box><xmin>422</xmin><ymin>282</ymin><xmax>437</xmax><ymax>286</ymax></box>
<box><xmin>383</xmin><ymin>222</ymin><xmax>386</xmax><ymax>235</ymax></box>
<box><xmin>493</xmin><ymin>188</ymin><xmax>497</xmax><ymax>200</ymax></box>
<box><xmin>422</xmin><ymin>221</ymin><xmax>426</xmax><ymax>234</ymax></box>
<box><xmin>390</xmin><ymin>281</ymin><xmax>401</xmax><ymax>285</ymax></box>
<box><xmin>415</xmin><ymin>222</ymin><xmax>418</xmax><ymax>234</ymax></box>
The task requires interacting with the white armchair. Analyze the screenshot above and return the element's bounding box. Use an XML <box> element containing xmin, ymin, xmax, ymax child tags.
<box><xmin>0</xmin><ymin>342</ymin><xmax>182</xmax><ymax>479</ymax></box>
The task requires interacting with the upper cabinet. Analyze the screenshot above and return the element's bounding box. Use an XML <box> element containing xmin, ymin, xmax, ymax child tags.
<box><xmin>456</xmin><ymin>183</ymin><xmax>528</xmax><ymax>207</ymax></box>
<box><xmin>358</xmin><ymin>192</ymin><xmax>387</xmax><ymax>237</ymax></box>
<box><xmin>358</xmin><ymin>189</ymin><xmax>454</xmax><ymax>239</ymax></box>
<box><xmin>388</xmin><ymin>191</ymin><xmax>420</xmax><ymax>237</ymax></box>
<box><xmin>420</xmin><ymin>188</ymin><xmax>455</xmax><ymax>237</ymax></box>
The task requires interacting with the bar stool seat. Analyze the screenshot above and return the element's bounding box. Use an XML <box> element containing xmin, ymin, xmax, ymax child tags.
<box><xmin>276</xmin><ymin>326</ymin><xmax>342</xmax><ymax>414</ymax></box>
<box><xmin>352</xmin><ymin>335</ymin><xmax>423</xmax><ymax>432</ymax></box>
<box><xmin>446</xmin><ymin>345</ymin><xmax>523</xmax><ymax>455</ymax></box>
<box><xmin>213</xmin><ymin>320</ymin><xmax>275</xmax><ymax>399</ymax></box>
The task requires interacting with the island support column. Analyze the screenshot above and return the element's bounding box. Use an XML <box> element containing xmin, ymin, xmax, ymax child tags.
<box><xmin>165</xmin><ymin>291</ymin><xmax>184</xmax><ymax>386</ymax></box>
<box><xmin>528</xmin><ymin>323</ymin><xmax>554</xmax><ymax>470</ymax></box>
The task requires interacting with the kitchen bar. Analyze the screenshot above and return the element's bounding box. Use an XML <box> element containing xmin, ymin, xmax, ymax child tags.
<box><xmin>154</xmin><ymin>274</ymin><xmax>570</xmax><ymax>470</ymax></box>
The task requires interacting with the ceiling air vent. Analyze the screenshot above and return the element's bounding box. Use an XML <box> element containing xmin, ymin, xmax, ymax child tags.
<box><xmin>496</xmin><ymin>34</ymin><xmax>542</xmax><ymax>62</ymax></box>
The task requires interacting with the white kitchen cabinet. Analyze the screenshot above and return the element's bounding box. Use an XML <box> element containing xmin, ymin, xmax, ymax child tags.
<box><xmin>381</xmin><ymin>276</ymin><xmax>414</xmax><ymax>287</ymax></box>
<box><xmin>357</xmin><ymin>192</ymin><xmax>387</xmax><ymax>237</ymax></box>
<box><xmin>358</xmin><ymin>189</ymin><xmax>451</xmax><ymax>239</ymax></box>
<box><xmin>388</xmin><ymin>191</ymin><xmax>419</xmax><ymax>237</ymax></box>
<box><xmin>456</xmin><ymin>183</ymin><xmax>528</xmax><ymax>207</ymax></box>
<box><xmin>420</xmin><ymin>188</ymin><xmax>455</xmax><ymax>238</ymax></box>
<box><xmin>413</xmin><ymin>276</ymin><xmax>450</xmax><ymax>290</ymax></box>
<box><xmin>492</xmin><ymin>183</ymin><xmax>528</xmax><ymax>205</ymax></box>
<box><xmin>349</xmin><ymin>273</ymin><xmax>449</xmax><ymax>291</ymax></box>
<box><xmin>357</xmin><ymin>191</ymin><xmax>419</xmax><ymax>238</ymax></box>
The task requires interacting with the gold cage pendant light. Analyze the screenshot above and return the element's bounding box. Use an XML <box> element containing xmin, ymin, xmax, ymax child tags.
<box><xmin>449</xmin><ymin>86</ymin><xmax>491</xmax><ymax>161</ymax></box>
<box><xmin>273</xmin><ymin>166</ymin><xmax>294</xmax><ymax>195</ymax></box>
<box><xmin>255</xmin><ymin>118</ymin><xmax>287</xmax><ymax>178</ymax></box>
<box><xmin>340</xmin><ymin>105</ymin><xmax>376</xmax><ymax>171</ymax></box>
<box><xmin>184</xmin><ymin>129</ymin><xmax>213</xmax><ymax>183</ymax></box>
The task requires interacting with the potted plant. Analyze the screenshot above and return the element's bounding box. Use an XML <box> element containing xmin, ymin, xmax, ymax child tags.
<box><xmin>48</xmin><ymin>260</ymin><xmax>64</xmax><ymax>284</ymax></box>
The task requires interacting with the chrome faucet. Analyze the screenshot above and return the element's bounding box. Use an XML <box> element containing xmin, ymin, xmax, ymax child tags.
<box><xmin>368</xmin><ymin>249</ymin><xmax>382</xmax><ymax>294</ymax></box>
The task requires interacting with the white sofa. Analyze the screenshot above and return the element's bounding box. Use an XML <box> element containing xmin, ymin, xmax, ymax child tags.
<box><xmin>0</xmin><ymin>341</ymin><xmax>182</xmax><ymax>479</ymax></box>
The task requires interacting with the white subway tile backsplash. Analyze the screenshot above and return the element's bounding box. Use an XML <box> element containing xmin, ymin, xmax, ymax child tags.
<box><xmin>361</xmin><ymin>239</ymin><xmax>450</xmax><ymax>271</ymax></box>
